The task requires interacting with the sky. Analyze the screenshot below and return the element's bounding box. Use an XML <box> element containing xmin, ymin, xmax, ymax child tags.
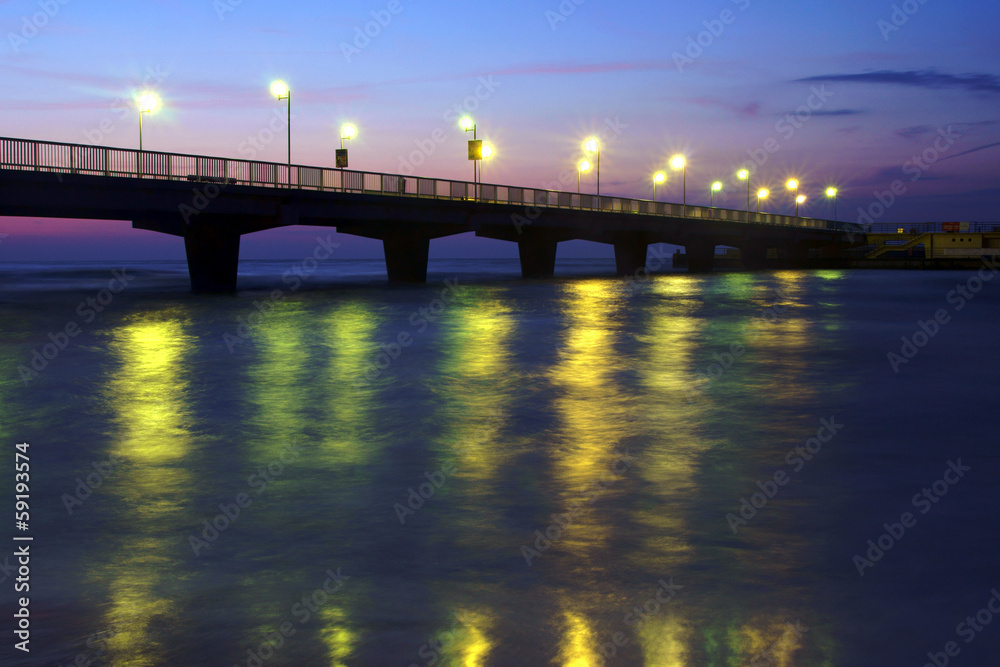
<box><xmin>1</xmin><ymin>0</ymin><xmax>998</xmax><ymax>260</ymax></box>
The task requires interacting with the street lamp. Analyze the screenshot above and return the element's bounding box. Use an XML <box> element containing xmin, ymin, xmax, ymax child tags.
<box><xmin>795</xmin><ymin>194</ymin><xmax>806</xmax><ymax>216</ymax></box>
<box><xmin>137</xmin><ymin>91</ymin><xmax>158</xmax><ymax>152</ymax></box>
<box><xmin>786</xmin><ymin>179</ymin><xmax>799</xmax><ymax>214</ymax></box>
<box><xmin>756</xmin><ymin>188</ymin><xmax>769</xmax><ymax>213</ymax></box>
<box><xmin>826</xmin><ymin>187</ymin><xmax>839</xmax><ymax>220</ymax></box>
<box><xmin>578</xmin><ymin>159</ymin><xmax>591</xmax><ymax>194</ymax></box>
<box><xmin>710</xmin><ymin>181</ymin><xmax>723</xmax><ymax>207</ymax></box>
<box><xmin>585</xmin><ymin>138</ymin><xmax>600</xmax><ymax>196</ymax></box>
<box><xmin>270</xmin><ymin>80</ymin><xmax>291</xmax><ymax>184</ymax></box>
<box><xmin>336</xmin><ymin>123</ymin><xmax>356</xmax><ymax>174</ymax></box>
<box><xmin>737</xmin><ymin>168</ymin><xmax>750</xmax><ymax>212</ymax></box>
<box><xmin>671</xmin><ymin>155</ymin><xmax>686</xmax><ymax>210</ymax></box>
<box><xmin>340</xmin><ymin>123</ymin><xmax>356</xmax><ymax>150</ymax></box>
<box><xmin>653</xmin><ymin>172</ymin><xmax>665</xmax><ymax>200</ymax></box>
<box><xmin>460</xmin><ymin>116</ymin><xmax>480</xmax><ymax>194</ymax></box>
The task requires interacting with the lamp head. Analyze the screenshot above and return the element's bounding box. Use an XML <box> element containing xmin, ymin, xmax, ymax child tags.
<box><xmin>341</xmin><ymin>124</ymin><xmax>357</xmax><ymax>140</ymax></box>
<box><xmin>670</xmin><ymin>155</ymin><xmax>686</xmax><ymax>170</ymax></box>
<box><xmin>826</xmin><ymin>187</ymin><xmax>838</xmax><ymax>197</ymax></box>
<box><xmin>459</xmin><ymin>117</ymin><xmax>475</xmax><ymax>131</ymax></box>
<box><xmin>737</xmin><ymin>169</ymin><xmax>749</xmax><ymax>180</ymax></box>
<box><xmin>653</xmin><ymin>172</ymin><xmax>666</xmax><ymax>184</ymax></box>
<box><xmin>584</xmin><ymin>138</ymin><xmax>599</xmax><ymax>153</ymax></box>
<box><xmin>578</xmin><ymin>160</ymin><xmax>591</xmax><ymax>173</ymax></box>
<box><xmin>711</xmin><ymin>181</ymin><xmax>723</xmax><ymax>192</ymax></box>
<box><xmin>786</xmin><ymin>178</ymin><xmax>799</xmax><ymax>191</ymax></box>
<box><xmin>138</xmin><ymin>92</ymin><xmax>159</xmax><ymax>113</ymax></box>
<box><xmin>757</xmin><ymin>188</ymin><xmax>769</xmax><ymax>199</ymax></box>
<box><xmin>796</xmin><ymin>194</ymin><xmax>807</xmax><ymax>204</ymax></box>
<box><xmin>270</xmin><ymin>80</ymin><xmax>289</xmax><ymax>98</ymax></box>
<box><xmin>482</xmin><ymin>144</ymin><xmax>493</xmax><ymax>159</ymax></box>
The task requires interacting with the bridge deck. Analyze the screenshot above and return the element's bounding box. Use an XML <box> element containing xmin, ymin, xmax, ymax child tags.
<box><xmin>0</xmin><ymin>136</ymin><xmax>864</xmax><ymax>291</ymax></box>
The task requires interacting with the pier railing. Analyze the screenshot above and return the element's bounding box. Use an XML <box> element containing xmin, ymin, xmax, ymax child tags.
<box><xmin>868</xmin><ymin>222</ymin><xmax>1000</xmax><ymax>234</ymax></box>
<box><xmin>1</xmin><ymin>136</ymin><xmax>857</xmax><ymax>232</ymax></box>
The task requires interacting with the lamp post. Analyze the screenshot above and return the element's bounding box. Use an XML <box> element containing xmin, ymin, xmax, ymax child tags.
<box><xmin>671</xmin><ymin>155</ymin><xmax>686</xmax><ymax>212</ymax></box>
<box><xmin>481</xmin><ymin>144</ymin><xmax>493</xmax><ymax>186</ymax></box>
<box><xmin>653</xmin><ymin>172</ymin><xmax>665</xmax><ymax>200</ymax></box>
<box><xmin>460</xmin><ymin>116</ymin><xmax>481</xmax><ymax>198</ymax></box>
<box><xmin>137</xmin><ymin>92</ymin><xmax>158</xmax><ymax>152</ymax></box>
<box><xmin>737</xmin><ymin>168</ymin><xmax>750</xmax><ymax>212</ymax></box>
<box><xmin>795</xmin><ymin>194</ymin><xmax>806</xmax><ymax>216</ymax></box>
<box><xmin>756</xmin><ymin>188</ymin><xmax>769</xmax><ymax>213</ymax></box>
<box><xmin>826</xmin><ymin>187</ymin><xmax>838</xmax><ymax>220</ymax></box>
<box><xmin>578</xmin><ymin>160</ymin><xmax>591</xmax><ymax>194</ymax></box>
<box><xmin>710</xmin><ymin>181</ymin><xmax>722</xmax><ymax>207</ymax></box>
<box><xmin>786</xmin><ymin>179</ymin><xmax>799</xmax><ymax>215</ymax></box>
<box><xmin>340</xmin><ymin>124</ymin><xmax>356</xmax><ymax>151</ymax></box>
<box><xmin>270</xmin><ymin>80</ymin><xmax>291</xmax><ymax>184</ymax></box>
<box><xmin>585</xmin><ymin>138</ymin><xmax>600</xmax><ymax>196</ymax></box>
<box><xmin>336</xmin><ymin>124</ymin><xmax>356</xmax><ymax>191</ymax></box>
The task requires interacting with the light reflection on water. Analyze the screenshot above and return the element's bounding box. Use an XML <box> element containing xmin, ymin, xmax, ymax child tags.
<box><xmin>5</xmin><ymin>266</ymin><xmax>999</xmax><ymax>666</ymax></box>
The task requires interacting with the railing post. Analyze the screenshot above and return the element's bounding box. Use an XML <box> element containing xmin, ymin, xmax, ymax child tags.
<box><xmin>33</xmin><ymin>142</ymin><xmax>38</xmax><ymax>171</ymax></box>
<box><xmin>104</xmin><ymin>148</ymin><xmax>109</xmax><ymax>177</ymax></box>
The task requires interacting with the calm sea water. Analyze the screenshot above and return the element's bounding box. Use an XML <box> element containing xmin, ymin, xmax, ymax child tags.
<box><xmin>1</xmin><ymin>259</ymin><xmax>998</xmax><ymax>666</ymax></box>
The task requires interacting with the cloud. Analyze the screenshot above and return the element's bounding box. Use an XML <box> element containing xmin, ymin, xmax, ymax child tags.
<box><xmin>686</xmin><ymin>97</ymin><xmax>760</xmax><ymax>119</ymax></box>
<box><xmin>939</xmin><ymin>142</ymin><xmax>1000</xmax><ymax>161</ymax></box>
<box><xmin>490</xmin><ymin>61</ymin><xmax>674</xmax><ymax>77</ymax></box>
<box><xmin>779</xmin><ymin>108</ymin><xmax>864</xmax><ymax>117</ymax></box>
<box><xmin>897</xmin><ymin>125</ymin><xmax>935</xmax><ymax>140</ymax></box>
<box><xmin>897</xmin><ymin>120</ymin><xmax>998</xmax><ymax>141</ymax></box>
<box><xmin>796</xmin><ymin>69</ymin><xmax>1000</xmax><ymax>95</ymax></box>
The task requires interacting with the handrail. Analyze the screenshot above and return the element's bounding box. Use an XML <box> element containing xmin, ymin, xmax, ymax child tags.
<box><xmin>0</xmin><ymin>136</ymin><xmax>859</xmax><ymax>233</ymax></box>
<box><xmin>868</xmin><ymin>222</ymin><xmax>1000</xmax><ymax>234</ymax></box>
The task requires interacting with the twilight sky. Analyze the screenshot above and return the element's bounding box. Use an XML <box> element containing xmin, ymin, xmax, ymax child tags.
<box><xmin>2</xmin><ymin>0</ymin><xmax>998</xmax><ymax>260</ymax></box>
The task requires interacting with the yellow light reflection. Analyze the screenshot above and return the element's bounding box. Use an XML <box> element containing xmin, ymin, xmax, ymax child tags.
<box><xmin>631</xmin><ymin>276</ymin><xmax>704</xmax><ymax>566</ymax></box>
<box><xmin>319</xmin><ymin>301</ymin><xmax>384</xmax><ymax>466</ymax></box>
<box><xmin>319</xmin><ymin>606</ymin><xmax>358</xmax><ymax>667</ymax></box>
<box><xmin>548</xmin><ymin>280</ymin><xmax>633</xmax><ymax>555</ymax></box>
<box><xmin>734</xmin><ymin>616</ymin><xmax>808</xmax><ymax>666</ymax></box>
<box><xmin>435</xmin><ymin>287</ymin><xmax>515</xmax><ymax>483</ymax></box>
<box><xmin>101</xmin><ymin>315</ymin><xmax>194</xmax><ymax>665</ymax></box>
<box><xmin>559</xmin><ymin>611</ymin><xmax>598</xmax><ymax>667</ymax></box>
<box><xmin>636</xmin><ymin>615</ymin><xmax>691</xmax><ymax>666</ymax></box>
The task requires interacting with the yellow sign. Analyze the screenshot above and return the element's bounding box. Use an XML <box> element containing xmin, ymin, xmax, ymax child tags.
<box><xmin>468</xmin><ymin>140</ymin><xmax>482</xmax><ymax>160</ymax></box>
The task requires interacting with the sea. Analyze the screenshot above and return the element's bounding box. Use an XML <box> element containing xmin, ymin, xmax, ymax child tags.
<box><xmin>0</xmin><ymin>258</ymin><xmax>998</xmax><ymax>666</ymax></box>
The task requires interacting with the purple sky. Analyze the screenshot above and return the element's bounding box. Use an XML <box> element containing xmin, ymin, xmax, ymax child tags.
<box><xmin>2</xmin><ymin>0</ymin><xmax>998</xmax><ymax>260</ymax></box>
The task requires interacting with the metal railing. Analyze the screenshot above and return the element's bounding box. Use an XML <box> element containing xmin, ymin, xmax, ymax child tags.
<box><xmin>0</xmin><ymin>136</ymin><xmax>856</xmax><ymax>232</ymax></box>
<box><xmin>868</xmin><ymin>222</ymin><xmax>1000</xmax><ymax>234</ymax></box>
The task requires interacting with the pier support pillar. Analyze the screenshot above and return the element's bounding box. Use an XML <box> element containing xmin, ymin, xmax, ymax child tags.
<box><xmin>784</xmin><ymin>244</ymin><xmax>810</xmax><ymax>268</ymax></box>
<box><xmin>518</xmin><ymin>231</ymin><xmax>558</xmax><ymax>279</ymax></box>
<box><xmin>184</xmin><ymin>225</ymin><xmax>241</xmax><ymax>293</ymax></box>
<box><xmin>685</xmin><ymin>239</ymin><xmax>716</xmax><ymax>273</ymax></box>
<box><xmin>741</xmin><ymin>242</ymin><xmax>769</xmax><ymax>271</ymax></box>
<box><xmin>383</xmin><ymin>233</ymin><xmax>430</xmax><ymax>283</ymax></box>
<box><xmin>614</xmin><ymin>238</ymin><xmax>649</xmax><ymax>277</ymax></box>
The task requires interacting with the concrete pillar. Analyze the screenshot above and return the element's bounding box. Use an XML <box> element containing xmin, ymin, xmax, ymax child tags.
<box><xmin>685</xmin><ymin>238</ymin><xmax>716</xmax><ymax>273</ymax></box>
<box><xmin>184</xmin><ymin>224</ymin><xmax>241</xmax><ymax>293</ymax></box>
<box><xmin>383</xmin><ymin>233</ymin><xmax>430</xmax><ymax>283</ymax></box>
<box><xmin>517</xmin><ymin>232</ymin><xmax>558</xmax><ymax>279</ymax></box>
<box><xmin>786</xmin><ymin>244</ymin><xmax>810</xmax><ymax>268</ymax></box>
<box><xmin>614</xmin><ymin>238</ymin><xmax>649</xmax><ymax>276</ymax></box>
<box><xmin>741</xmin><ymin>242</ymin><xmax>769</xmax><ymax>271</ymax></box>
